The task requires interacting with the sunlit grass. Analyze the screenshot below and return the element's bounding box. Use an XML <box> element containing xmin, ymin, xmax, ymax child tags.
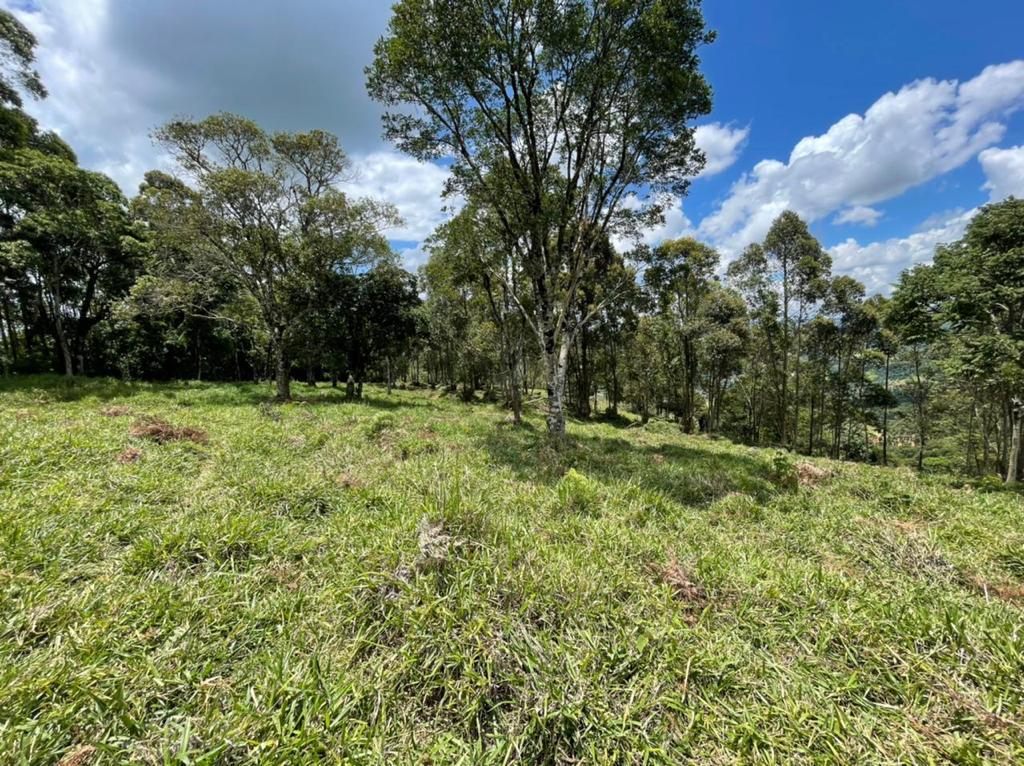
<box><xmin>1</xmin><ymin>375</ymin><xmax>1022</xmax><ymax>764</ymax></box>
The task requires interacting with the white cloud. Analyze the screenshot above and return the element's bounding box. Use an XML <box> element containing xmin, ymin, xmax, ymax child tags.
<box><xmin>829</xmin><ymin>209</ymin><xmax>975</xmax><ymax>294</ymax></box>
<box><xmin>834</xmin><ymin>205</ymin><xmax>883</xmax><ymax>227</ymax></box>
<box><xmin>698</xmin><ymin>61</ymin><xmax>1024</xmax><ymax>254</ymax></box>
<box><xmin>4</xmin><ymin>0</ymin><xmax>395</xmax><ymax>193</ymax></box>
<box><xmin>344</xmin><ymin>152</ymin><xmax>457</xmax><ymax>242</ymax></box>
<box><xmin>979</xmin><ymin>145</ymin><xmax>1024</xmax><ymax>201</ymax></box>
<box><xmin>398</xmin><ymin>245</ymin><xmax>430</xmax><ymax>272</ymax></box>
<box><xmin>5</xmin><ymin>0</ymin><xmax>451</xmax><ymax>270</ymax></box>
<box><xmin>693</xmin><ymin>123</ymin><xmax>749</xmax><ymax>178</ymax></box>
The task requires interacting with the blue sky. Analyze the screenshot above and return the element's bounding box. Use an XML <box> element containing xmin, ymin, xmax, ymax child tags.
<box><xmin>696</xmin><ymin>1</ymin><xmax>1024</xmax><ymax>238</ymax></box>
<box><xmin>6</xmin><ymin>0</ymin><xmax>1024</xmax><ymax>293</ymax></box>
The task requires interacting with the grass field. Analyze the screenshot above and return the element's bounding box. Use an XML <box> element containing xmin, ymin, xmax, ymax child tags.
<box><xmin>1</xmin><ymin>375</ymin><xmax>1023</xmax><ymax>764</ymax></box>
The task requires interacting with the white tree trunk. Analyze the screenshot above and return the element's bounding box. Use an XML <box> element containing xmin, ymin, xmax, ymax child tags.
<box><xmin>544</xmin><ymin>338</ymin><xmax>570</xmax><ymax>438</ymax></box>
<box><xmin>1008</xmin><ymin>398</ymin><xmax>1022</xmax><ymax>484</ymax></box>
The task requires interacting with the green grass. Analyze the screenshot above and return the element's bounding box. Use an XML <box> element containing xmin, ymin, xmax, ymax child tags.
<box><xmin>1</xmin><ymin>375</ymin><xmax>1023</xmax><ymax>764</ymax></box>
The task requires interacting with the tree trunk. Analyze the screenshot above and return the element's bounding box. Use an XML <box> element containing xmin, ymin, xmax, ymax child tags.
<box><xmin>544</xmin><ymin>338</ymin><xmax>570</xmax><ymax>439</ymax></box>
<box><xmin>274</xmin><ymin>343</ymin><xmax>291</xmax><ymax>401</ymax></box>
<box><xmin>807</xmin><ymin>386</ymin><xmax>815</xmax><ymax>455</ymax></box>
<box><xmin>1007</xmin><ymin>398</ymin><xmax>1022</xmax><ymax>484</ymax></box>
<box><xmin>54</xmin><ymin>317</ymin><xmax>73</xmax><ymax>377</ymax></box>
<box><xmin>882</xmin><ymin>354</ymin><xmax>890</xmax><ymax>466</ymax></box>
<box><xmin>1</xmin><ymin>291</ymin><xmax>18</xmax><ymax>366</ymax></box>
<box><xmin>914</xmin><ymin>350</ymin><xmax>925</xmax><ymax>472</ymax></box>
<box><xmin>508</xmin><ymin>347</ymin><xmax>522</xmax><ymax>426</ymax></box>
<box><xmin>386</xmin><ymin>356</ymin><xmax>393</xmax><ymax>395</ymax></box>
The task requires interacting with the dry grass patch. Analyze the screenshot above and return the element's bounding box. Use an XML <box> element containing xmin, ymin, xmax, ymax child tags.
<box><xmin>57</xmin><ymin>745</ymin><xmax>96</xmax><ymax>766</ymax></box>
<box><xmin>796</xmin><ymin>462</ymin><xmax>831</xmax><ymax>486</ymax></box>
<box><xmin>129</xmin><ymin>416</ymin><xmax>208</xmax><ymax>444</ymax></box>
<box><xmin>116</xmin><ymin>446</ymin><xmax>142</xmax><ymax>464</ymax></box>
<box><xmin>652</xmin><ymin>554</ymin><xmax>708</xmax><ymax>622</ymax></box>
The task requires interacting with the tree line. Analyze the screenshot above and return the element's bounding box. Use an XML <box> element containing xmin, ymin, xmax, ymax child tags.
<box><xmin>1</xmin><ymin>4</ymin><xmax>1021</xmax><ymax>481</ymax></box>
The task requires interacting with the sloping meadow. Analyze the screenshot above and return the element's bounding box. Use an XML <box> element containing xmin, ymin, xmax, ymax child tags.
<box><xmin>1</xmin><ymin>376</ymin><xmax>1023</xmax><ymax>764</ymax></box>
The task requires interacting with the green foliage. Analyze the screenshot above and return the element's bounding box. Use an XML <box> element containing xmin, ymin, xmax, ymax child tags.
<box><xmin>556</xmin><ymin>468</ymin><xmax>601</xmax><ymax>516</ymax></box>
<box><xmin>0</xmin><ymin>9</ymin><xmax>46</xmax><ymax>108</ymax></box>
<box><xmin>766</xmin><ymin>451</ymin><xmax>798</xmax><ymax>490</ymax></box>
<box><xmin>368</xmin><ymin>0</ymin><xmax>713</xmax><ymax>436</ymax></box>
<box><xmin>148</xmin><ymin>113</ymin><xmax>401</xmax><ymax>399</ymax></box>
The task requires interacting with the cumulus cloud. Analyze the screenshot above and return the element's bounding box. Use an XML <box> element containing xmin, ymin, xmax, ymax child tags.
<box><xmin>3</xmin><ymin>0</ymin><xmax>459</xmax><ymax>268</ymax></box>
<box><xmin>698</xmin><ymin>61</ymin><xmax>1024</xmax><ymax>253</ymax></box>
<box><xmin>829</xmin><ymin>209</ymin><xmax>975</xmax><ymax>294</ymax></box>
<box><xmin>693</xmin><ymin>123</ymin><xmax>749</xmax><ymax>178</ymax></box>
<box><xmin>834</xmin><ymin>205</ymin><xmax>883</xmax><ymax>227</ymax></box>
<box><xmin>979</xmin><ymin>145</ymin><xmax>1024</xmax><ymax>201</ymax></box>
<box><xmin>344</xmin><ymin>152</ymin><xmax>457</xmax><ymax>242</ymax></box>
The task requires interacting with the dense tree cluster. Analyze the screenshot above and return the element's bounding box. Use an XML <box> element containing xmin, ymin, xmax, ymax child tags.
<box><xmin>1</xmin><ymin>5</ymin><xmax>1022</xmax><ymax>482</ymax></box>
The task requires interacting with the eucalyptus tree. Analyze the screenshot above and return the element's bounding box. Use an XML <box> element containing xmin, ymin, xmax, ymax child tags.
<box><xmin>761</xmin><ymin>211</ymin><xmax>830</xmax><ymax>448</ymax></box>
<box><xmin>822</xmin><ymin>275</ymin><xmax>875</xmax><ymax>459</ymax></box>
<box><xmin>727</xmin><ymin>243</ymin><xmax>782</xmax><ymax>443</ymax></box>
<box><xmin>644</xmin><ymin>237</ymin><xmax>719</xmax><ymax>432</ymax></box>
<box><xmin>697</xmin><ymin>284</ymin><xmax>749</xmax><ymax>434</ymax></box>
<box><xmin>151</xmin><ymin>114</ymin><xmax>399</xmax><ymax>400</ymax></box>
<box><xmin>926</xmin><ymin>197</ymin><xmax>1024</xmax><ymax>482</ymax></box>
<box><xmin>368</xmin><ymin>0</ymin><xmax>713</xmax><ymax>437</ymax></box>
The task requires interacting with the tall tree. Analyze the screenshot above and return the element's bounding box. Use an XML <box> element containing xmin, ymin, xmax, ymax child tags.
<box><xmin>644</xmin><ymin>237</ymin><xmax>719</xmax><ymax>432</ymax></box>
<box><xmin>368</xmin><ymin>0</ymin><xmax>713</xmax><ymax>437</ymax></box>
<box><xmin>0</xmin><ymin>150</ymin><xmax>139</xmax><ymax>375</ymax></box>
<box><xmin>0</xmin><ymin>9</ymin><xmax>45</xmax><ymax>109</ymax></box>
<box><xmin>927</xmin><ymin>198</ymin><xmax>1024</xmax><ymax>482</ymax></box>
<box><xmin>762</xmin><ymin>211</ymin><xmax>829</xmax><ymax>448</ymax></box>
<box><xmin>151</xmin><ymin>114</ymin><xmax>399</xmax><ymax>400</ymax></box>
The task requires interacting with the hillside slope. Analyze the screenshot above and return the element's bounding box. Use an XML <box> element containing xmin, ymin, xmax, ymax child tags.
<box><xmin>1</xmin><ymin>376</ymin><xmax>1023</xmax><ymax>764</ymax></box>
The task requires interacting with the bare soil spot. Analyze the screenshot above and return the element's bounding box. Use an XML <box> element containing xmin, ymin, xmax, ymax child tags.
<box><xmin>129</xmin><ymin>416</ymin><xmax>208</xmax><ymax>444</ymax></box>
<box><xmin>969</xmin><ymin>576</ymin><xmax>1024</xmax><ymax>603</ymax></box>
<box><xmin>117</xmin><ymin>447</ymin><xmax>142</xmax><ymax>465</ymax></box>
<box><xmin>653</xmin><ymin>554</ymin><xmax>708</xmax><ymax>621</ymax></box>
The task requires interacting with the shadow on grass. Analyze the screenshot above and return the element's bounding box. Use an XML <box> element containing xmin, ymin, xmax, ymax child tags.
<box><xmin>0</xmin><ymin>375</ymin><xmax>437</xmax><ymax>413</ymax></box>
<box><xmin>475</xmin><ymin>420</ymin><xmax>776</xmax><ymax>509</ymax></box>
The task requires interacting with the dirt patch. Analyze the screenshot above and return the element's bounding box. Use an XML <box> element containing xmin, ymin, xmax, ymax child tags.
<box><xmin>58</xmin><ymin>745</ymin><xmax>97</xmax><ymax>766</ymax></box>
<box><xmin>117</xmin><ymin>447</ymin><xmax>142</xmax><ymax>465</ymax></box>
<box><xmin>101</xmin><ymin>405</ymin><xmax>132</xmax><ymax>418</ymax></box>
<box><xmin>969</xmin><ymin>576</ymin><xmax>1024</xmax><ymax>604</ymax></box>
<box><xmin>796</xmin><ymin>462</ymin><xmax>831</xmax><ymax>486</ymax></box>
<box><xmin>652</xmin><ymin>555</ymin><xmax>708</xmax><ymax>621</ymax></box>
<box><xmin>129</xmin><ymin>416</ymin><xmax>208</xmax><ymax>445</ymax></box>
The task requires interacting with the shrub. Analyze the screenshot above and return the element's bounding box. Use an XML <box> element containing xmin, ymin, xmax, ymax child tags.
<box><xmin>557</xmin><ymin>469</ymin><xmax>601</xmax><ymax>515</ymax></box>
